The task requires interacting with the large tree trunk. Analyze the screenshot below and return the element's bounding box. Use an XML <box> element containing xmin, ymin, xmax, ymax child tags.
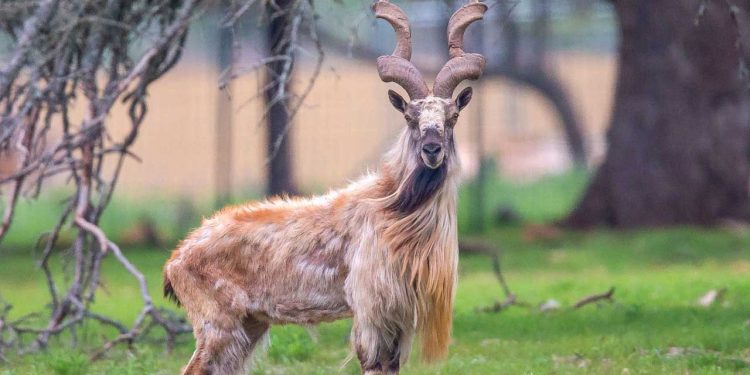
<box><xmin>264</xmin><ymin>0</ymin><xmax>297</xmax><ymax>196</ymax></box>
<box><xmin>565</xmin><ymin>0</ymin><xmax>750</xmax><ymax>228</ymax></box>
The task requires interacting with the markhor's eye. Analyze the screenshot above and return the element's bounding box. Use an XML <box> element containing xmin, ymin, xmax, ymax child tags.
<box><xmin>451</xmin><ymin>114</ymin><xmax>459</xmax><ymax>120</ymax></box>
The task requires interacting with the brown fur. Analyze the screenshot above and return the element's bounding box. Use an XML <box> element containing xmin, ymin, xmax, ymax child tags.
<box><xmin>164</xmin><ymin>95</ymin><xmax>468</xmax><ymax>374</ymax></box>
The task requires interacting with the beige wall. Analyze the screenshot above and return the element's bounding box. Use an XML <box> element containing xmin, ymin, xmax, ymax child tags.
<box><xmin>2</xmin><ymin>52</ymin><xmax>617</xmax><ymax>199</ymax></box>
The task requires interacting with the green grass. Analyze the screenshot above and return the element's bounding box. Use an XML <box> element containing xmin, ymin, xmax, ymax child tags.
<box><xmin>2</xmin><ymin>172</ymin><xmax>750</xmax><ymax>374</ymax></box>
<box><xmin>458</xmin><ymin>167</ymin><xmax>589</xmax><ymax>231</ymax></box>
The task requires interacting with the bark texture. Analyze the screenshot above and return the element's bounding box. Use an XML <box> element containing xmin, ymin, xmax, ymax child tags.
<box><xmin>265</xmin><ymin>0</ymin><xmax>297</xmax><ymax>196</ymax></box>
<box><xmin>566</xmin><ymin>0</ymin><xmax>750</xmax><ymax>228</ymax></box>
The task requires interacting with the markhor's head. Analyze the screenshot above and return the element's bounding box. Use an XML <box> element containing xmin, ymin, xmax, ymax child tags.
<box><xmin>374</xmin><ymin>0</ymin><xmax>487</xmax><ymax>170</ymax></box>
<box><xmin>387</xmin><ymin>89</ymin><xmax>472</xmax><ymax>169</ymax></box>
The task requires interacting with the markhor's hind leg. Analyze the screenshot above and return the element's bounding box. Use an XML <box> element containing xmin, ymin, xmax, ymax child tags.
<box><xmin>181</xmin><ymin>316</ymin><xmax>269</xmax><ymax>375</ymax></box>
<box><xmin>352</xmin><ymin>320</ymin><xmax>406</xmax><ymax>375</ymax></box>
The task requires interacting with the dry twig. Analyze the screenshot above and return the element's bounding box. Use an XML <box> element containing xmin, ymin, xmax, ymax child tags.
<box><xmin>460</xmin><ymin>238</ymin><xmax>519</xmax><ymax>313</ymax></box>
<box><xmin>573</xmin><ymin>287</ymin><xmax>615</xmax><ymax>309</ymax></box>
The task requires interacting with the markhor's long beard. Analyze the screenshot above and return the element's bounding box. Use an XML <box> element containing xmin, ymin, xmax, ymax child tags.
<box><xmin>387</xmin><ymin>162</ymin><xmax>447</xmax><ymax>214</ymax></box>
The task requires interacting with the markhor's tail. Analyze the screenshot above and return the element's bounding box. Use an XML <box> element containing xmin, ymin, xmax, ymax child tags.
<box><xmin>163</xmin><ymin>272</ymin><xmax>181</xmax><ymax>306</ymax></box>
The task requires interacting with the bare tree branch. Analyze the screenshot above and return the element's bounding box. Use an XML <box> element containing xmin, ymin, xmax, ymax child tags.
<box><xmin>0</xmin><ymin>0</ymin><xmax>201</xmax><ymax>357</ymax></box>
<box><xmin>0</xmin><ymin>0</ymin><xmax>325</xmax><ymax>358</ymax></box>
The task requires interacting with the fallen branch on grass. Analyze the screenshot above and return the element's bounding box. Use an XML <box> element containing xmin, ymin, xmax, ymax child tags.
<box><xmin>461</xmin><ymin>238</ymin><xmax>521</xmax><ymax>313</ymax></box>
<box><xmin>478</xmin><ymin>294</ymin><xmax>519</xmax><ymax>313</ymax></box>
<box><xmin>573</xmin><ymin>287</ymin><xmax>615</xmax><ymax>309</ymax></box>
<box><xmin>461</xmin><ymin>240</ymin><xmax>620</xmax><ymax>313</ymax></box>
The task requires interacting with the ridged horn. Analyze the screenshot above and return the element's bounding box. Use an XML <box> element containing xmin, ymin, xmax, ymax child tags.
<box><xmin>432</xmin><ymin>0</ymin><xmax>487</xmax><ymax>98</ymax></box>
<box><xmin>373</xmin><ymin>0</ymin><xmax>429</xmax><ymax>100</ymax></box>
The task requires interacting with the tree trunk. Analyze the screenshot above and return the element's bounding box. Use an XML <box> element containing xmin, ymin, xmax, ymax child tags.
<box><xmin>565</xmin><ymin>0</ymin><xmax>750</xmax><ymax>228</ymax></box>
<box><xmin>215</xmin><ymin>16</ymin><xmax>233</xmax><ymax>207</ymax></box>
<box><xmin>264</xmin><ymin>0</ymin><xmax>297</xmax><ymax>196</ymax></box>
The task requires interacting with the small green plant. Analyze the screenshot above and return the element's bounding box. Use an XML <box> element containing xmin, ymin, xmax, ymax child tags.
<box><xmin>100</xmin><ymin>348</ymin><xmax>158</xmax><ymax>375</ymax></box>
<box><xmin>45</xmin><ymin>351</ymin><xmax>90</xmax><ymax>375</ymax></box>
<box><xmin>267</xmin><ymin>326</ymin><xmax>314</xmax><ymax>364</ymax></box>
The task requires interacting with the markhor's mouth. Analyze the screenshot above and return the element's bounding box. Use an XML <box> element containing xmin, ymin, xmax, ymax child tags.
<box><xmin>422</xmin><ymin>155</ymin><xmax>444</xmax><ymax>169</ymax></box>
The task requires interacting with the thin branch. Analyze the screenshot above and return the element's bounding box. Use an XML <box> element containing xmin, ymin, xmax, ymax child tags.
<box><xmin>573</xmin><ymin>287</ymin><xmax>615</xmax><ymax>309</ymax></box>
<box><xmin>0</xmin><ymin>0</ymin><xmax>59</xmax><ymax>97</ymax></box>
<box><xmin>0</xmin><ymin>0</ymin><xmax>204</xmax><ymax>357</ymax></box>
<box><xmin>460</xmin><ymin>238</ymin><xmax>520</xmax><ymax>313</ymax></box>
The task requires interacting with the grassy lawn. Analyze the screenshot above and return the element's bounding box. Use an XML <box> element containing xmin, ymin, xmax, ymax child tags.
<box><xmin>2</xmin><ymin>172</ymin><xmax>750</xmax><ymax>374</ymax></box>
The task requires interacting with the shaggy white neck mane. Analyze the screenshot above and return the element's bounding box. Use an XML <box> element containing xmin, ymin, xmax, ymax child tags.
<box><xmin>365</xmin><ymin>126</ymin><xmax>462</xmax><ymax>362</ymax></box>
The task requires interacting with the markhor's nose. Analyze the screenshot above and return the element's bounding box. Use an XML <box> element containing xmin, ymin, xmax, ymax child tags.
<box><xmin>422</xmin><ymin>143</ymin><xmax>442</xmax><ymax>156</ymax></box>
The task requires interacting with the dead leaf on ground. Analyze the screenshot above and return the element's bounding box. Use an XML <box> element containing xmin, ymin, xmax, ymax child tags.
<box><xmin>539</xmin><ymin>299</ymin><xmax>561</xmax><ymax>312</ymax></box>
<box><xmin>552</xmin><ymin>354</ymin><xmax>590</xmax><ymax>368</ymax></box>
<box><xmin>698</xmin><ymin>288</ymin><xmax>727</xmax><ymax>307</ymax></box>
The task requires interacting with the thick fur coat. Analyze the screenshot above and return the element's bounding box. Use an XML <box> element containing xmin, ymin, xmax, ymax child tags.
<box><xmin>164</xmin><ymin>123</ymin><xmax>461</xmax><ymax>374</ymax></box>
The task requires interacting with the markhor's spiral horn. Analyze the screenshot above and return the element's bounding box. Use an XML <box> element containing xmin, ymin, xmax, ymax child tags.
<box><xmin>373</xmin><ymin>0</ymin><xmax>429</xmax><ymax>100</ymax></box>
<box><xmin>432</xmin><ymin>0</ymin><xmax>487</xmax><ymax>98</ymax></box>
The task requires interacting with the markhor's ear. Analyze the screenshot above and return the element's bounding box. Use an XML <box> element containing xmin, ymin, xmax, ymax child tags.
<box><xmin>455</xmin><ymin>87</ymin><xmax>473</xmax><ymax>111</ymax></box>
<box><xmin>388</xmin><ymin>89</ymin><xmax>407</xmax><ymax>113</ymax></box>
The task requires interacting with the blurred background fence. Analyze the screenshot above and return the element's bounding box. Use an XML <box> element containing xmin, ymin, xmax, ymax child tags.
<box><xmin>0</xmin><ymin>0</ymin><xmax>616</xmax><ymax>199</ymax></box>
